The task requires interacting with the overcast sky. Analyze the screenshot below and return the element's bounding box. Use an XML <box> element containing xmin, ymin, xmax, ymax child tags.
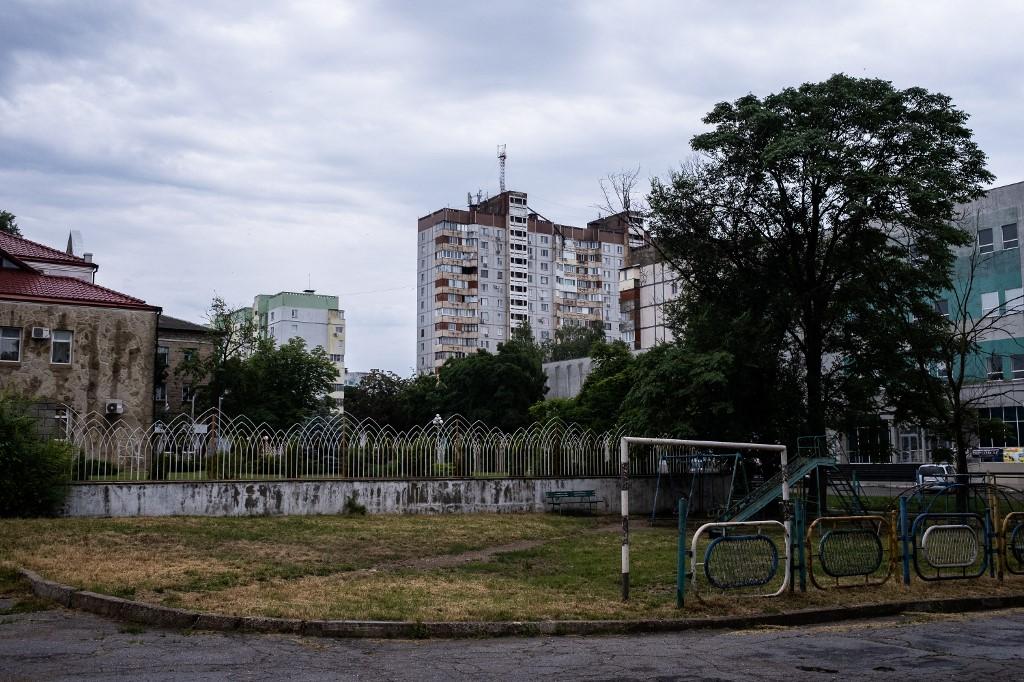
<box><xmin>2</xmin><ymin>1</ymin><xmax>1022</xmax><ymax>374</ymax></box>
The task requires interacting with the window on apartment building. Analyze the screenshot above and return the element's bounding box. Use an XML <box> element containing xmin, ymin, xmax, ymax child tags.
<box><xmin>270</xmin><ymin>312</ymin><xmax>275</xmax><ymax>321</ymax></box>
<box><xmin>291</xmin><ymin>324</ymin><xmax>298</xmax><ymax>334</ymax></box>
<box><xmin>0</xmin><ymin>327</ymin><xmax>20</xmax><ymax>362</ymax></box>
<box><xmin>979</xmin><ymin>228</ymin><xmax>994</xmax><ymax>253</ymax></box>
<box><xmin>50</xmin><ymin>330</ymin><xmax>73</xmax><ymax>365</ymax></box>
<box><xmin>988</xmin><ymin>355</ymin><xmax>1005</xmax><ymax>380</ymax></box>
<box><xmin>1006</xmin><ymin>288</ymin><xmax>1024</xmax><ymax>315</ymax></box>
<box><xmin>497</xmin><ymin>272</ymin><xmax>503</xmax><ymax>280</ymax></box>
<box><xmin>182</xmin><ymin>348</ymin><xmax>197</xmax><ymax>362</ymax></box>
<box><xmin>154</xmin><ymin>383</ymin><xmax>167</xmax><ymax>402</ymax></box>
<box><xmin>481</xmin><ymin>241</ymin><xmax>488</xmax><ymax>250</ymax></box>
<box><xmin>182</xmin><ymin>384</ymin><xmax>194</xmax><ymax>402</ymax></box>
<box><xmin>540</xmin><ymin>276</ymin><xmax>549</xmax><ymax>285</ymax></box>
<box><xmin>329</xmin><ymin>354</ymin><xmax>343</xmax><ymax>362</ymax></box>
<box><xmin>481</xmin><ymin>269</ymin><xmax>489</xmax><ymax>278</ymax></box>
<box><xmin>540</xmin><ymin>262</ymin><xmax>548</xmax><ymax>271</ymax></box>
<box><xmin>291</xmin><ymin>309</ymin><xmax>298</xmax><ymax>318</ymax></box>
<box><xmin>1012</xmin><ymin>354</ymin><xmax>1024</xmax><ymax>380</ymax></box>
<box><xmin>981</xmin><ymin>291</ymin><xmax>1000</xmax><ymax>316</ymax></box>
<box><xmin>934</xmin><ymin>299</ymin><xmax>950</xmax><ymax>318</ymax></box>
<box><xmin>1004</xmin><ymin>223</ymin><xmax>1019</xmax><ymax>250</ymax></box>
<box><xmin>617</xmin><ymin>245</ymin><xmax>623</xmax><ymax>254</ymax></box>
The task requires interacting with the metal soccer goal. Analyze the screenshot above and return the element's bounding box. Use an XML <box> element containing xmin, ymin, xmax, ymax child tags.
<box><xmin>617</xmin><ymin>436</ymin><xmax>791</xmax><ymax>601</ymax></box>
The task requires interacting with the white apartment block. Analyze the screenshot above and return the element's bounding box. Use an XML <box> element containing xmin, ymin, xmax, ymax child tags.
<box><xmin>250</xmin><ymin>289</ymin><xmax>346</xmax><ymax>401</ymax></box>
<box><xmin>416</xmin><ymin>191</ymin><xmax>633</xmax><ymax>373</ymax></box>
<box><xmin>619</xmin><ymin>246</ymin><xmax>681</xmax><ymax>351</ymax></box>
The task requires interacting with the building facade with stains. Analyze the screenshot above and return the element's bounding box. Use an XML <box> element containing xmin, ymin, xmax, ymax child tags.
<box><xmin>416</xmin><ymin>191</ymin><xmax>639</xmax><ymax>374</ymax></box>
<box><xmin>0</xmin><ymin>231</ymin><xmax>160</xmax><ymax>428</ymax></box>
<box><xmin>154</xmin><ymin>315</ymin><xmax>215</xmax><ymax>419</ymax></box>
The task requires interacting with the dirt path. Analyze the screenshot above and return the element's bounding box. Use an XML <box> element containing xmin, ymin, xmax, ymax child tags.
<box><xmin>366</xmin><ymin>520</ymin><xmax>621</xmax><ymax>573</ymax></box>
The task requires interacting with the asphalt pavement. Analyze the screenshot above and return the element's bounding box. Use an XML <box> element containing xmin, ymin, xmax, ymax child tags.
<box><xmin>2</xmin><ymin>600</ymin><xmax>1023</xmax><ymax>680</ymax></box>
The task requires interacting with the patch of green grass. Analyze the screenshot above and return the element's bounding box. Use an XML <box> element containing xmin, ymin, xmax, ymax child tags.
<box><xmin>118</xmin><ymin>624</ymin><xmax>146</xmax><ymax>635</ymax></box>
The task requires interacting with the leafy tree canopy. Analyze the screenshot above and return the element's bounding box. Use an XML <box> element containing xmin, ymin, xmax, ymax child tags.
<box><xmin>541</xmin><ymin>324</ymin><xmax>605</xmax><ymax>362</ymax></box>
<box><xmin>0</xmin><ymin>210</ymin><xmax>22</xmax><ymax>237</ymax></box>
<box><xmin>650</xmin><ymin>74</ymin><xmax>993</xmax><ymax>436</ymax></box>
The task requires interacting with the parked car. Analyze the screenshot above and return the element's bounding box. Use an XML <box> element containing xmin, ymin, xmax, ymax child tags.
<box><xmin>916</xmin><ymin>464</ymin><xmax>956</xmax><ymax>489</ymax></box>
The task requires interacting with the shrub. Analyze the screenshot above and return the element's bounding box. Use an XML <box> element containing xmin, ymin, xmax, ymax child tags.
<box><xmin>72</xmin><ymin>456</ymin><xmax>119</xmax><ymax>481</ymax></box>
<box><xmin>0</xmin><ymin>393</ymin><xmax>74</xmax><ymax>517</ymax></box>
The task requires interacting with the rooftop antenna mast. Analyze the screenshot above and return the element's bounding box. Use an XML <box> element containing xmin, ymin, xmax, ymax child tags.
<box><xmin>497</xmin><ymin>144</ymin><xmax>506</xmax><ymax>193</ymax></box>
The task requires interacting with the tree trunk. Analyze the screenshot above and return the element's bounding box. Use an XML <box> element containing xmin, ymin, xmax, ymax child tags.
<box><xmin>953</xmin><ymin>411</ymin><xmax>969</xmax><ymax>513</ymax></box>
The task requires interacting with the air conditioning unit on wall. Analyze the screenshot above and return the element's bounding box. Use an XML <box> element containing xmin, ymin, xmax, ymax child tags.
<box><xmin>105</xmin><ymin>400</ymin><xmax>124</xmax><ymax>416</ymax></box>
<box><xmin>31</xmin><ymin>327</ymin><xmax>50</xmax><ymax>339</ymax></box>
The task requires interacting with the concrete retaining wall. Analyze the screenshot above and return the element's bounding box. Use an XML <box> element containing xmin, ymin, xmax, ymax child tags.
<box><xmin>64</xmin><ymin>477</ymin><xmax>661</xmax><ymax>518</ymax></box>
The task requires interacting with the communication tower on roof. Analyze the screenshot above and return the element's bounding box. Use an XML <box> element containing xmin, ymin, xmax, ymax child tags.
<box><xmin>497</xmin><ymin>144</ymin><xmax>507</xmax><ymax>193</ymax></box>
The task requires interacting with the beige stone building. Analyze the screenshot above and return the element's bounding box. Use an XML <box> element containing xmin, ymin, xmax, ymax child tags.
<box><xmin>0</xmin><ymin>232</ymin><xmax>160</xmax><ymax>428</ymax></box>
<box><xmin>154</xmin><ymin>315</ymin><xmax>215</xmax><ymax>419</ymax></box>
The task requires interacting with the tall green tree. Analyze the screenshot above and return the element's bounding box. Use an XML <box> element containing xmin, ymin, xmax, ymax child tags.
<box><xmin>437</xmin><ymin>324</ymin><xmax>546</xmax><ymax>430</ymax></box>
<box><xmin>344</xmin><ymin>370</ymin><xmax>409</xmax><ymax>425</ymax></box>
<box><xmin>650</xmin><ymin>74</ymin><xmax>993</xmax><ymax>438</ymax></box>
<box><xmin>178</xmin><ymin>297</ymin><xmax>336</xmax><ymax>429</ymax></box>
<box><xmin>541</xmin><ymin>325</ymin><xmax>605</xmax><ymax>362</ymax></box>
<box><xmin>0</xmin><ymin>210</ymin><xmax>22</xmax><ymax>237</ymax></box>
<box><xmin>230</xmin><ymin>337</ymin><xmax>337</xmax><ymax>429</ymax></box>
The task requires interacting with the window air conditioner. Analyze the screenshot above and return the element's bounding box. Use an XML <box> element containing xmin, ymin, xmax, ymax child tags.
<box><xmin>105</xmin><ymin>400</ymin><xmax>124</xmax><ymax>415</ymax></box>
<box><xmin>31</xmin><ymin>327</ymin><xmax>50</xmax><ymax>339</ymax></box>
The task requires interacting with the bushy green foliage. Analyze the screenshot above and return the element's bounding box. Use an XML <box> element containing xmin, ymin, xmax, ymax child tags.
<box><xmin>0</xmin><ymin>393</ymin><xmax>74</xmax><ymax>517</ymax></box>
<box><xmin>650</xmin><ymin>74</ymin><xmax>992</xmax><ymax>436</ymax></box>
<box><xmin>436</xmin><ymin>324</ymin><xmax>546</xmax><ymax>431</ymax></box>
<box><xmin>541</xmin><ymin>325</ymin><xmax>605</xmax><ymax>362</ymax></box>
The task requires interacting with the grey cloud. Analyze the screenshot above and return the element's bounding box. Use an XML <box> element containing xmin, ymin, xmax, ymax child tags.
<box><xmin>1</xmin><ymin>0</ymin><xmax>1022</xmax><ymax>372</ymax></box>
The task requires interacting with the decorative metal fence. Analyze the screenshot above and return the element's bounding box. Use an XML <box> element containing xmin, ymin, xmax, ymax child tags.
<box><xmin>58</xmin><ymin>408</ymin><xmax>671</xmax><ymax>482</ymax></box>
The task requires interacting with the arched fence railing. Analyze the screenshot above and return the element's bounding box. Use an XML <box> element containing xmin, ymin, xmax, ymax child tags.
<box><xmin>58</xmin><ymin>408</ymin><xmax>660</xmax><ymax>482</ymax></box>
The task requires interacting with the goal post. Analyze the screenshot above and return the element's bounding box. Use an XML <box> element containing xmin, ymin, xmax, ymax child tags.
<box><xmin>619</xmin><ymin>436</ymin><xmax>790</xmax><ymax>601</ymax></box>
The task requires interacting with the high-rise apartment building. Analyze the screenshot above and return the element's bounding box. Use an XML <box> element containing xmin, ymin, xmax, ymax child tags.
<box><xmin>619</xmin><ymin>245</ymin><xmax>681</xmax><ymax>351</ymax></box>
<box><xmin>416</xmin><ymin>191</ymin><xmax>633</xmax><ymax>373</ymax></box>
<box><xmin>246</xmin><ymin>290</ymin><xmax>346</xmax><ymax>401</ymax></box>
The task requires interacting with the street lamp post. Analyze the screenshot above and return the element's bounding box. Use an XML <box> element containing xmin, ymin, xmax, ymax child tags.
<box><xmin>432</xmin><ymin>414</ymin><xmax>443</xmax><ymax>471</ymax></box>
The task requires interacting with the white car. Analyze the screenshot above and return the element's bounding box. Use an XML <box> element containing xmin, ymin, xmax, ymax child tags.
<box><xmin>916</xmin><ymin>464</ymin><xmax>956</xmax><ymax>488</ymax></box>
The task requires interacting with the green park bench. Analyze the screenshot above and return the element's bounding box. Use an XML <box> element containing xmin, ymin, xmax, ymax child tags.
<box><xmin>544</xmin><ymin>490</ymin><xmax>601</xmax><ymax>514</ymax></box>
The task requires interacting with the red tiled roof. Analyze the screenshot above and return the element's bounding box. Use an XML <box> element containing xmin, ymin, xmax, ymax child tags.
<box><xmin>0</xmin><ymin>232</ymin><xmax>96</xmax><ymax>267</ymax></box>
<box><xmin>0</xmin><ymin>270</ymin><xmax>159</xmax><ymax>311</ymax></box>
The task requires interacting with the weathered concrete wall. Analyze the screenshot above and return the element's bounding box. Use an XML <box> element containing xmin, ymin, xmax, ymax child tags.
<box><xmin>0</xmin><ymin>300</ymin><xmax>157</xmax><ymax>428</ymax></box>
<box><xmin>64</xmin><ymin>477</ymin><xmax>662</xmax><ymax>517</ymax></box>
<box><xmin>542</xmin><ymin>358</ymin><xmax>594</xmax><ymax>400</ymax></box>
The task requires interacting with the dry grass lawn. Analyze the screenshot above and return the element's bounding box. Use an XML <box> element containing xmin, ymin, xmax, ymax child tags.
<box><xmin>2</xmin><ymin>513</ymin><xmax>1023</xmax><ymax>622</ymax></box>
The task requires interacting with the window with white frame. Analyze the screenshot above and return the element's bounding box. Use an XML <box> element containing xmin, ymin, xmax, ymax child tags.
<box><xmin>291</xmin><ymin>309</ymin><xmax>298</xmax><ymax>318</ymax></box>
<box><xmin>1005</xmin><ymin>288</ymin><xmax>1024</xmax><ymax>315</ymax></box>
<box><xmin>50</xmin><ymin>330</ymin><xmax>72</xmax><ymax>364</ymax></box>
<box><xmin>981</xmin><ymin>291</ymin><xmax>1000</xmax><ymax>316</ymax></box>
<box><xmin>1003</xmin><ymin>223</ymin><xmax>1019</xmax><ymax>250</ymax></box>
<box><xmin>988</xmin><ymin>355</ymin><xmax>1004</xmax><ymax>380</ymax></box>
<box><xmin>0</xmin><ymin>327</ymin><xmax>20</xmax><ymax>362</ymax></box>
<box><xmin>1013</xmin><ymin>354</ymin><xmax>1024</xmax><ymax>380</ymax></box>
<box><xmin>979</xmin><ymin>228</ymin><xmax>994</xmax><ymax>253</ymax></box>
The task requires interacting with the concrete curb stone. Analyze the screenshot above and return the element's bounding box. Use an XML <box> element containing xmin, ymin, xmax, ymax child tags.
<box><xmin>18</xmin><ymin>567</ymin><xmax>1024</xmax><ymax>639</ymax></box>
